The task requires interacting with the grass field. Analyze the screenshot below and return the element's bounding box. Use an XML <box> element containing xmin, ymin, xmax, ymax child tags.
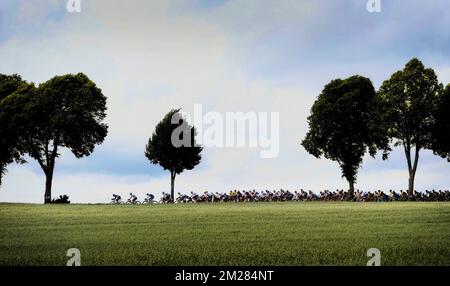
<box><xmin>0</xmin><ymin>202</ymin><xmax>449</xmax><ymax>266</ymax></box>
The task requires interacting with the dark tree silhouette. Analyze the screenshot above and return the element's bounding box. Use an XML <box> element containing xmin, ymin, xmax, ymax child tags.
<box><xmin>13</xmin><ymin>73</ymin><xmax>108</xmax><ymax>203</ymax></box>
<box><xmin>302</xmin><ymin>75</ymin><xmax>388</xmax><ymax>195</ymax></box>
<box><xmin>145</xmin><ymin>109</ymin><xmax>202</xmax><ymax>202</ymax></box>
<box><xmin>0</xmin><ymin>74</ymin><xmax>30</xmax><ymax>186</ymax></box>
<box><xmin>431</xmin><ymin>84</ymin><xmax>450</xmax><ymax>161</ymax></box>
<box><xmin>378</xmin><ymin>58</ymin><xmax>443</xmax><ymax>199</ymax></box>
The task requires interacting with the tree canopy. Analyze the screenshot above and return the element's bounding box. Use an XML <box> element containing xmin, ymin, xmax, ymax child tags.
<box><xmin>431</xmin><ymin>84</ymin><xmax>450</xmax><ymax>161</ymax></box>
<box><xmin>0</xmin><ymin>74</ymin><xmax>31</xmax><ymax>186</ymax></box>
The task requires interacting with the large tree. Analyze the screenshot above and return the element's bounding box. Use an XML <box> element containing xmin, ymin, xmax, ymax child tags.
<box><xmin>145</xmin><ymin>109</ymin><xmax>202</xmax><ymax>202</ymax></box>
<box><xmin>0</xmin><ymin>74</ymin><xmax>30</xmax><ymax>186</ymax></box>
<box><xmin>378</xmin><ymin>58</ymin><xmax>443</xmax><ymax>199</ymax></box>
<box><xmin>10</xmin><ymin>73</ymin><xmax>108</xmax><ymax>203</ymax></box>
<box><xmin>302</xmin><ymin>75</ymin><xmax>388</xmax><ymax>195</ymax></box>
<box><xmin>431</xmin><ymin>84</ymin><xmax>450</xmax><ymax>161</ymax></box>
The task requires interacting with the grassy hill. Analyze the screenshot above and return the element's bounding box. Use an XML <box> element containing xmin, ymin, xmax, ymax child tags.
<box><xmin>0</xmin><ymin>202</ymin><xmax>449</xmax><ymax>266</ymax></box>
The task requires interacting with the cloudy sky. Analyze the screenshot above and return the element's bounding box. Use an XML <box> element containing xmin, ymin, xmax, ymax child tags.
<box><xmin>0</xmin><ymin>0</ymin><xmax>449</xmax><ymax>203</ymax></box>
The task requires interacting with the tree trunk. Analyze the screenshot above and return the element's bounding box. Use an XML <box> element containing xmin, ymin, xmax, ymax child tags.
<box><xmin>0</xmin><ymin>165</ymin><xmax>4</xmax><ymax>187</ymax></box>
<box><xmin>43</xmin><ymin>142</ymin><xmax>58</xmax><ymax>204</ymax></box>
<box><xmin>170</xmin><ymin>171</ymin><xmax>176</xmax><ymax>203</ymax></box>
<box><xmin>404</xmin><ymin>144</ymin><xmax>419</xmax><ymax>201</ymax></box>
<box><xmin>408</xmin><ymin>173</ymin><xmax>415</xmax><ymax>200</ymax></box>
<box><xmin>348</xmin><ymin>180</ymin><xmax>355</xmax><ymax>197</ymax></box>
<box><xmin>44</xmin><ymin>171</ymin><xmax>53</xmax><ymax>204</ymax></box>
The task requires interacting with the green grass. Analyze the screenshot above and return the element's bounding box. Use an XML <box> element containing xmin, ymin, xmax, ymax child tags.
<box><xmin>0</xmin><ymin>202</ymin><xmax>449</xmax><ymax>266</ymax></box>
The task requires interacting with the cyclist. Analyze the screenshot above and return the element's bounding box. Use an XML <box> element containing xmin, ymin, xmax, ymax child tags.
<box><xmin>145</xmin><ymin>193</ymin><xmax>155</xmax><ymax>203</ymax></box>
<box><xmin>128</xmin><ymin>193</ymin><xmax>138</xmax><ymax>204</ymax></box>
<box><xmin>111</xmin><ymin>194</ymin><xmax>122</xmax><ymax>204</ymax></box>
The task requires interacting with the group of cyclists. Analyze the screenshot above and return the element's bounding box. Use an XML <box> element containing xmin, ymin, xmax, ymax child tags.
<box><xmin>111</xmin><ymin>189</ymin><xmax>450</xmax><ymax>204</ymax></box>
<box><xmin>111</xmin><ymin>193</ymin><xmax>155</xmax><ymax>204</ymax></box>
<box><xmin>174</xmin><ymin>189</ymin><xmax>450</xmax><ymax>203</ymax></box>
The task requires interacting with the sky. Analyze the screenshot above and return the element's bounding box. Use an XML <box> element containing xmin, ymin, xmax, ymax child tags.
<box><xmin>0</xmin><ymin>0</ymin><xmax>449</xmax><ymax>203</ymax></box>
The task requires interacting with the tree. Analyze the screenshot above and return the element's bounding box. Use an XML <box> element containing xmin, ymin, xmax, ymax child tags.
<box><xmin>145</xmin><ymin>109</ymin><xmax>202</xmax><ymax>202</ymax></box>
<box><xmin>0</xmin><ymin>74</ymin><xmax>30</xmax><ymax>186</ymax></box>
<box><xmin>302</xmin><ymin>75</ymin><xmax>388</xmax><ymax>195</ymax></box>
<box><xmin>378</xmin><ymin>58</ymin><xmax>443</xmax><ymax>199</ymax></box>
<box><xmin>431</xmin><ymin>84</ymin><xmax>450</xmax><ymax>161</ymax></box>
<box><xmin>23</xmin><ymin>73</ymin><xmax>108</xmax><ymax>203</ymax></box>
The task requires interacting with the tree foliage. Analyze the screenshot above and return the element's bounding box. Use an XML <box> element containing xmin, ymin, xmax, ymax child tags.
<box><xmin>431</xmin><ymin>84</ymin><xmax>450</xmax><ymax>161</ymax></box>
<box><xmin>145</xmin><ymin>109</ymin><xmax>202</xmax><ymax>202</ymax></box>
<box><xmin>29</xmin><ymin>73</ymin><xmax>108</xmax><ymax>157</ymax></box>
<box><xmin>0</xmin><ymin>74</ymin><xmax>31</xmax><ymax>186</ymax></box>
<box><xmin>302</xmin><ymin>75</ymin><xmax>388</xmax><ymax>194</ymax></box>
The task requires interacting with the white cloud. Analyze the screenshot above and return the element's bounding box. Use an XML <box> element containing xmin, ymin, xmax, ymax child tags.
<box><xmin>437</xmin><ymin>67</ymin><xmax>450</xmax><ymax>84</ymax></box>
